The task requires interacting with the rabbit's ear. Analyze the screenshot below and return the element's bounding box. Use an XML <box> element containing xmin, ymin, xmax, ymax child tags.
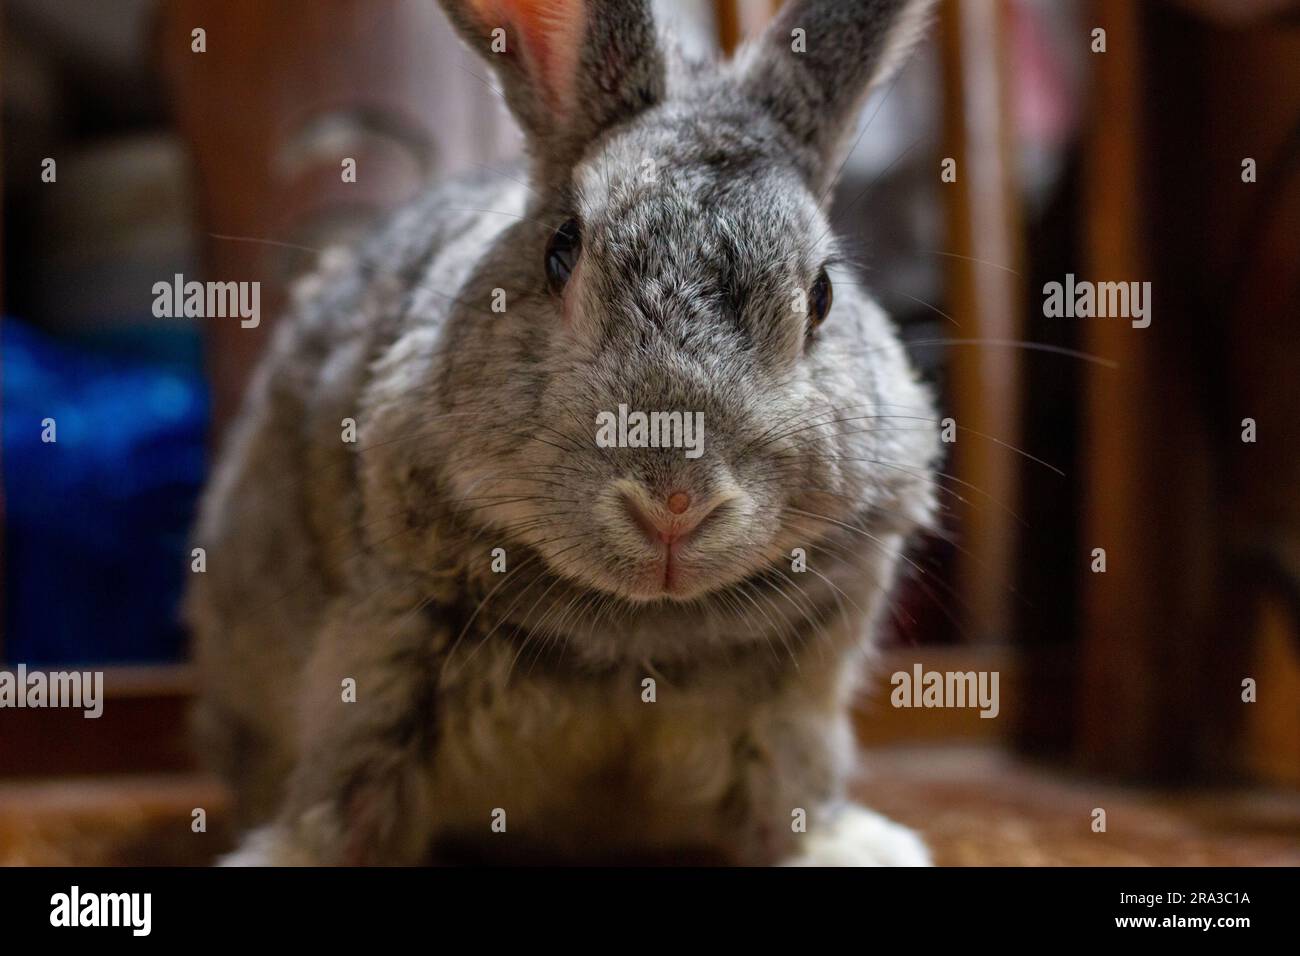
<box><xmin>736</xmin><ymin>0</ymin><xmax>936</xmax><ymax>194</ymax></box>
<box><xmin>436</xmin><ymin>0</ymin><xmax>664</xmax><ymax>177</ymax></box>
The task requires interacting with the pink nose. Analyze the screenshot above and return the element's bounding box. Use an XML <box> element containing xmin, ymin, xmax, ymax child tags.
<box><xmin>624</xmin><ymin>491</ymin><xmax>706</xmax><ymax>546</ymax></box>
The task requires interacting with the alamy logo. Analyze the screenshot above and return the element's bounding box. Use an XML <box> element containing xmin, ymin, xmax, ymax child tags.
<box><xmin>1042</xmin><ymin>273</ymin><xmax>1151</xmax><ymax>328</ymax></box>
<box><xmin>890</xmin><ymin>664</ymin><xmax>1000</xmax><ymax>719</ymax></box>
<box><xmin>0</xmin><ymin>665</ymin><xmax>103</xmax><ymax>718</ymax></box>
<box><xmin>152</xmin><ymin>273</ymin><xmax>260</xmax><ymax>328</ymax></box>
<box><xmin>595</xmin><ymin>404</ymin><xmax>705</xmax><ymax>459</ymax></box>
<box><xmin>50</xmin><ymin>886</ymin><xmax>151</xmax><ymax>936</ymax></box>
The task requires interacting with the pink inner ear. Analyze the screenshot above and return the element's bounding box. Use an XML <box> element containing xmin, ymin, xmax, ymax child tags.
<box><xmin>469</xmin><ymin>0</ymin><xmax>587</xmax><ymax>114</ymax></box>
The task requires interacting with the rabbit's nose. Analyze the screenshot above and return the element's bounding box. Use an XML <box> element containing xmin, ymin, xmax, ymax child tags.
<box><xmin>623</xmin><ymin>490</ymin><xmax>716</xmax><ymax>547</ymax></box>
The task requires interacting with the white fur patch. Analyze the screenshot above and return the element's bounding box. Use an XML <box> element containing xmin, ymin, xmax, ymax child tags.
<box><xmin>783</xmin><ymin>804</ymin><xmax>932</xmax><ymax>867</ymax></box>
<box><xmin>218</xmin><ymin>825</ymin><xmax>317</xmax><ymax>867</ymax></box>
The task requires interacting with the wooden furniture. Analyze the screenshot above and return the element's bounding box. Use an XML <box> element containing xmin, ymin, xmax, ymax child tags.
<box><xmin>938</xmin><ymin>0</ymin><xmax>1026</xmax><ymax>645</ymax></box>
<box><xmin>157</xmin><ymin>0</ymin><xmax>516</xmax><ymax>433</ymax></box>
<box><xmin>1075</xmin><ymin>0</ymin><xmax>1300</xmax><ymax>785</ymax></box>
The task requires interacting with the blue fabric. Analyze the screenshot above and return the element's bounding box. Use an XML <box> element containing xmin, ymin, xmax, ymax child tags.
<box><xmin>2</xmin><ymin>318</ymin><xmax>209</xmax><ymax>665</ymax></box>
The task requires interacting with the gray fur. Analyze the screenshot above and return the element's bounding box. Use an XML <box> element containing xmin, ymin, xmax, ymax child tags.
<box><xmin>737</xmin><ymin>0</ymin><xmax>937</xmax><ymax>193</ymax></box>
<box><xmin>191</xmin><ymin>0</ymin><xmax>940</xmax><ymax>865</ymax></box>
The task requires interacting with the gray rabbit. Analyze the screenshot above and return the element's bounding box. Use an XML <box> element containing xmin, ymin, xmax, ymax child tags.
<box><xmin>190</xmin><ymin>0</ymin><xmax>941</xmax><ymax>865</ymax></box>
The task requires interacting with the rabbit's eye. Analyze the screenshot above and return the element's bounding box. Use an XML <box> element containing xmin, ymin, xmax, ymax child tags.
<box><xmin>545</xmin><ymin>218</ymin><xmax>582</xmax><ymax>294</ymax></box>
<box><xmin>808</xmin><ymin>268</ymin><xmax>833</xmax><ymax>330</ymax></box>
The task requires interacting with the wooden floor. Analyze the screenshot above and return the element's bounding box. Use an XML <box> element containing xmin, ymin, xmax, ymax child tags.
<box><xmin>1</xmin><ymin>746</ymin><xmax>1296</xmax><ymax>866</ymax></box>
<box><xmin>864</xmin><ymin>747</ymin><xmax>1300</xmax><ymax>866</ymax></box>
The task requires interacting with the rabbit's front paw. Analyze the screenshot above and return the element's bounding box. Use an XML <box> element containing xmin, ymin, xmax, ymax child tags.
<box><xmin>218</xmin><ymin>824</ymin><xmax>320</xmax><ymax>867</ymax></box>
<box><xmin>783</xmin><ymin>804</ymin><xmax>932</xmax><ymax>867</ymax></box>
<box><xmin>215</xmin><ymin>790</ymin><xmax>379</xmax><ymax>868</ymax></box>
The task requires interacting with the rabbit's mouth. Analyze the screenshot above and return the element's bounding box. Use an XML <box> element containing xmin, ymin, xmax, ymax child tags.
<box><xmin>618</xmin><ymin>492</ymin><xmax>733</xmax><ymax>596</ymax></box>
<box><xmin>623</xmin><ymin>550</ymin><xmax>718</xmax><ymax>602</ymax></box>
<box><xmin>573</xmin><ymin>482</ymin><xmax>766</xmax><ymax>603</ymax></box>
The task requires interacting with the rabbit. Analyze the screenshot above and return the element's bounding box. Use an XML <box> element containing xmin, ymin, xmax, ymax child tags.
<box><xmin>189</xmin><ymin>0</ymin><xmax>941</xmax><ymax>866</ymax></box>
